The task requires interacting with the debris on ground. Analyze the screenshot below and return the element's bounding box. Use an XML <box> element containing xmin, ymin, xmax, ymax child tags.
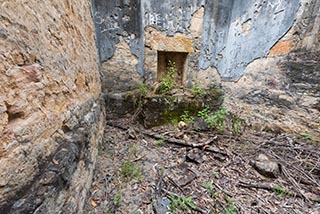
<box><xmin>84</xmin><ymin>118</ymin><xmax>320</xmax><ymax>213</ymax></box>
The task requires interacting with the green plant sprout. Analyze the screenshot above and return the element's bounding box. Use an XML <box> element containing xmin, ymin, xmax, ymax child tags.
<box><xmin>113</xmin><ymin>191</ymin><xmax>122</xmax><ymax>207</ymax></box>
<box><xmin>273</xmin><ymin>185</ymin><xmax>289</xmax><ymax>197</ymax></box>
<box><xmin>169</xmin><ymin>194</ymin><xmax>197</xmax><ymax>212</ymax></box>
<box><xmin>192</xmin><ymin>81</ymin><xmax>206</xmax><ymax>97</ymax></box>
<box><xmin>180</xmin><ymin>111</ymin><xmax>195</xmax><ymax>123</ymax></box>
<box><xmin>158</xmin><ymin>60</ymin><xmax>176</xmax><ymax>94</ymax></box>
<box><xmin>224</xmin><ymin>197</ymin><xmax>236</xmax><ymax>214</ymax></box>
<box><xmin>201</xmin><ymin>182</ymin><xmax>216</xmax><ymax>199</ymax></box>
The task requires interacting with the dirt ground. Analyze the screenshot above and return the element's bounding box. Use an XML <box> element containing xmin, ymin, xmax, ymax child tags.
<box><xmin>84</xmin><ymin>118</ymin><xmax>320</xmax><ymax>214</ymax></box>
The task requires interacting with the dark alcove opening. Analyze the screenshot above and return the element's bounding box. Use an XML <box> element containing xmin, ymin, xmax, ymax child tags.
<box><xmin>157</xmin><ymin>51</ymin><xmax>188</xmax><ymax>86</ymax></box>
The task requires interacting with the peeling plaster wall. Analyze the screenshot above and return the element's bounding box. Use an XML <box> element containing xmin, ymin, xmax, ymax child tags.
<box><xmin>92</xmin><ymin>0</ymin><xmax>301</xmax><ymax>82</ymax></box>
<box><xmin>221</xmin><ymin>0</ymin><xmax>320</xmax><ymax>135</ymax></box>
<box><xmin>92</xmin><ymin>0</ymin><xmax>319</xmax><ymax>134</ymax></box>
<box><xmin>142</xmin><ymin>0</ymin><xmax>205</xmax><ymax>35</ymax></box>
<box><xmin>200</xmin><ymin>0</ymin><xmax>300</xmax><ymax>80</ymax></box>
<box><xmin>91</xmin><ymin>0</ymin><xmax>144</xmax><ymax>75</ymax></box>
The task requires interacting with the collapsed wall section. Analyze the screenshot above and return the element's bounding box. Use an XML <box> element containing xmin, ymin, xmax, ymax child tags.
<box><xmin>0</xmin><ymin>0</ymin><xmax>104</xmax><ymax>213</ymax></box>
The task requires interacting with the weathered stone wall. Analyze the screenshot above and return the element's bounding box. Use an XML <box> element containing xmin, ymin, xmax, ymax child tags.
<box><xmin>0</xmin><ymin>1</ymin><xmax>104</xmax><ymax>213</ymax></box>
<box><xmin>93</xmin><ymin>0</ymin><xmax>319</xmax><ymax>135</ymax></box>
<box><xmin>222</xmin><ymin>0</ymin><xmax>320</xmax><ymax>135</ymax></box>
<box><xmin>93</xmin><ymin>0</ymin><xmax>301</xmax><ymax>89</ymax></box>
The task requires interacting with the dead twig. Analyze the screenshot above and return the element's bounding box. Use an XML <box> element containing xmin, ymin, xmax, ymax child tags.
<box><xmin>107</xmin><ymin>122</ymin><xmax>219</xmax><ymax>149</ymax></box>
<box><xmin>238</xmin><ymin>181</ymin><xmax>320</xmax><ymax>203</ymax></box>
<box><xmin>213</xmin><ymin>183</ymin><xmax>234</xmax><ymax>198</ymax></box>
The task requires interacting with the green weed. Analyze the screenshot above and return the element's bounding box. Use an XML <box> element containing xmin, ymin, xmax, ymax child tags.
<box><xmin>180</xmin><ymin>111</ymin><xmax>195</xmax><ymax>123</ymax></box>
<box><xmin>205</xmin><ymin>108</ymin><xmax>228</xmax><ymax>131</ymax></box>
<box><xmin>98</xmin><ymin>143</ymin><xmax>104</xmax><ymax>154</ymax></box>
<box><xmin>211</xmin><ymin>169</ymin><xmax>218</xmax><ymax>179</ymax></box>
<box><xmin>301</xmin><ymin>133</ymin><xmax>313</xmax><ymax>140</ymax></box>
<box><xmin>201</xmin><ymin>182</ymin><xmax>216</xmax><ymax>199</ymax></box>
<box><xmin>231</xmin><ymin>117</ymin><xmax>244</xmax><ymax>135</ymax></box>
<box><xmin>158</xmin><ymin>60</ymin><xmax>176</xmax><ymax>94</ymax></box>
<box><xmin>225</xmin><ymin>204</ymin><xmax>236</xmax><ymax>214</ymax></box>
<box><xmin>113</xmin><ymin>191</ymin><xmax>122</xmax><ymax>207</ymax></box>
<box><xmin>169</xmin><ymin>195</ymin><xmax>197</xmax><ymax>212</ymax></box>
<box><xmin>139</xmin><ymin>83</ymin><xmax>148</xmax><ymax>97</ymax></box>
<box><xmin>197</xmin><ymin>106</ymin><xmax>211</xmax><ymax>119</ymax></box>
<box><xmin>224</xmin><ymin>197</ymin><xmax>236</xmax><ymax>214</ymax></box>
<box><xmin>300</xmin><ymin>133</ymin><xmax>320</xmax><ymax>142</ymax></box>
<box><xmin>155</xmin><ymin>139</ymin><xmax>165</xmax><ymax>147</ymax></box>
<box><xmin>129</xmin><ymin>145</ymin><xmax>138</xmax><ymax>156</ymax></box>
<box><xmin>273</xmin><ymin>185</ymin><xmax>289</xmax><ymax>197</ymax></box>
<box><xmin>192</xmin><ymin>81</ymin><xmax>206</xmax><ymax>97</ymax></box>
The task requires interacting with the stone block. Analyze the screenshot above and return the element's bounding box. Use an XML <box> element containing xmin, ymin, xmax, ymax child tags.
<box><xmin>151</xmin><ymin>35</ymin><xmax>193</xmax><ymax>53</ymax></box>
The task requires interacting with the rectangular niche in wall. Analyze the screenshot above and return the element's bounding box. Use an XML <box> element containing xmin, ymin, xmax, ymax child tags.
<box><xmin>152</xmin><ymin>35</ymin><xmax>193</xmax><ymax>86</ymax></box>
<box><xmin>157</xmin><ymin>51</ymin><xmax>188</xmax><ymax>86</ymax></box>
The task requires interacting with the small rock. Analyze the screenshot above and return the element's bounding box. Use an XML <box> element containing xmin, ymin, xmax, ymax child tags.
<box><xmin>167</xmin><ymin>163</ymin><xmax>197</xmax><ymax>186</ymax></box>
<box><xmin>178</xmin><ymin>121</ymin><xmax>187</xmax><ymax>129</ymax></box>
<box><xmin>174</xmin><ymin>131</ymin><xmax>184</xmax><ymax>138</ymax></box>
<box><xmin>182</xmin><ymin>134</ymin><xmax>191</xmax><ymax>142</ymax></box>
<box><xmin>193</xmin><ymin>117</ymin><xmax>209</xmax><ymax>131</ymax></box>
<box><xmin>127</xmin><ymin>128</ymin><xmax>137</xmax><ymax>139</ymax></box>
<box><xmin>253</xmin><ymin>154</ymin><xmax>280</xmax><ymax>178</ymax></box>
<box><xmin>154</xmin><ymin>198</ymin><xmax>171</xmax><ymax>214</ymax></box>
<box><xmin>186</xmin><ymin>148</ymin><xmax>204</xmax><ymax>164</ymax></box>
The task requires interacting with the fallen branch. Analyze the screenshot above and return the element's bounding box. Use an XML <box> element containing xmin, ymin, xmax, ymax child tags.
<box><xmin>238</xmin><ymin>181</ymin><xmax>320</xmax><ymax>203</ymax></box>
<box><xmin>153</xmin><ymin>134</ymin><xmax>217</xmax><ymax>148</ymax></box>
<box><xmin>107</xmin><ymin>121</ymin><xmax>218</xmax><ymax>148</ymax></box>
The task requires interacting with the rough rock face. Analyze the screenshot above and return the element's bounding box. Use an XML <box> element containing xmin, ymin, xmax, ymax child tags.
<box><xmin>0</xmin><ymin>1</ymin><xmax>104</xmax><ymax>213</ymax></box>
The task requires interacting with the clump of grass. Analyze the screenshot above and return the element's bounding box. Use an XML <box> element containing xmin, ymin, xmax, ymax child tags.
<box><xmin>113</xmin><ymin>191</ymin><xmax>122</xmax><ymax>207</ymax></box>
<box><xmin>120</xmin><ymin>160</ymin><xmax>142</xmax><ymax>181</ymax></box>
<box><xmin>273</xmin><ymin>185</ymin><xmax>289</xmax><ymax>197</ymax></box>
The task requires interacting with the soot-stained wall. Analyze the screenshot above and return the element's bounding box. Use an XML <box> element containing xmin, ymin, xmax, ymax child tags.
<box><xmin>142</xmin><ymin>0</ymin><xmax>205</xmax><ymax>35</ymax></box>
<box><xmin>91</xmin><ymin>0</ymin><xmax>144</xmax><ymax>75</ymax></box>
<box><xmin>92</xmin><ymin>0</ymin><xmax>300</xmax><ymax>81</ymax></box>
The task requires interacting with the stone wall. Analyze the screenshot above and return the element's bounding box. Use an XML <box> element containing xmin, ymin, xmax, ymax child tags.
<box><xmin>93</xmin><ymin>0</ymin><xmax>319</xmax><ymax>135</ymax></box>
<box><xmin>92</xmin><ymin>0</ymin><xmax>301</xmax><ymax>90</ymax></box>
<box><xmin>0</xmin><ymin>1</ymin><xmax>104</xmax><ymax>213</ymax></box>
<box><xmin>222</xmin><ymin>0</ymin><xmax>320</xmax><ymax>136</ymax></box>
